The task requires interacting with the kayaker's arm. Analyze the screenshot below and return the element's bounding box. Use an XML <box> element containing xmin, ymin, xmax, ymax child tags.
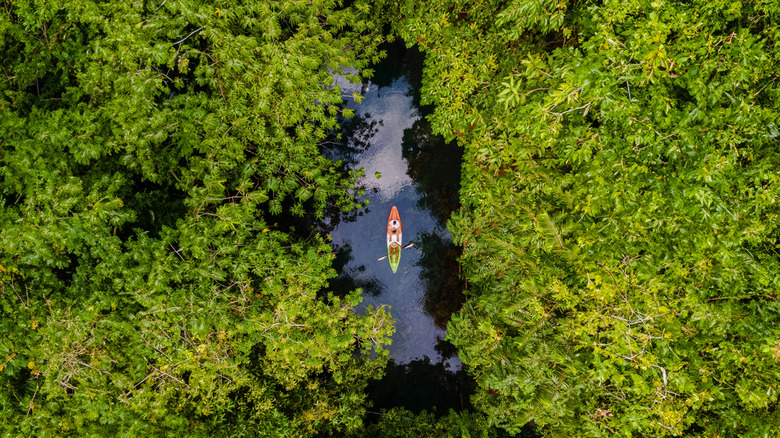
<box><xmin>377</xmin><ymin>243</ymin><xmax>415</xmax><ymax>261</ymax></box>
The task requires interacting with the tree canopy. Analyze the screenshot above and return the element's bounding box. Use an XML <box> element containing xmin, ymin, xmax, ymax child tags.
<box><xmin>391</xmin><ymin>0</ymin><xmax>780</xmax><ymax>435</ymax></box>
<box><xmin>1</xmin><ymin>0</ymin><xmax>393</xmax><ymax>435</ymax></box>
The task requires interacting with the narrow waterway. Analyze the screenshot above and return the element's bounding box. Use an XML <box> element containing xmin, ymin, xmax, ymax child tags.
<box><xmin>323</xmin><ymin>43</ymin><xmax>472</xmax><ymax>413</ymax></box>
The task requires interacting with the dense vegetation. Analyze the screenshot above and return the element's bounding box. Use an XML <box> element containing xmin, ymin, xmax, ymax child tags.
<box><xmin>392</xmin><ymin>0</ymin><xmax>780</xmax><ymax>435</ymax></box>
<box><xmin>3</xmin><ymin>0</ymin><xmax>780</xmax><ymax>436</ymax></box>
<box><xmin>0</xmin><ymin>0</ymin><xmax>393</xmax><ymax>435</ymax></box>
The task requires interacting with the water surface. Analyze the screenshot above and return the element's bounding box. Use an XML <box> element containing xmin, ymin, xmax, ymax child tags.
<box><xmin>320</xmin><ymin>45</ymin><xmax>474</xmax><ymax>414</ymax></box>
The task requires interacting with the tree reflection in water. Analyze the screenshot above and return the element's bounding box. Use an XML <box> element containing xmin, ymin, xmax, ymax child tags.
<box><xmin>367</xmin><ymin>41</ymin><xmax>425</xmax><ymax>108</ymax></box>
<box><xmin>325</xmin><ymin>241</ymin><xmax>384</xmax><ymax>299</ymax></box>
<box><xmin>400</xmin><ymin>90</ymin><xmax>465</xmax><ymax>329</ymax></box>
<box><xmin>414</xmin><ymin>231</ymin><xmax>466</xmax><ymax>329</ymax></box>
<box><xmin>323</xmin><ymin>112</ymin><xmax>382</xmax><ymax>169</ymax></box>
<box><xmin>402</xmin><ymin>117</ymin><xmax>463</xmax><ymax>227</ymax></box>
<box><xmin>367</xmin><ymin>356</ymin><xmax>475</xmax><ymax>415</ymax></box>
<box><xmin>316</xmin><ymin>113</ymin><xmax>382</xmax><ymax>234</ymax></box>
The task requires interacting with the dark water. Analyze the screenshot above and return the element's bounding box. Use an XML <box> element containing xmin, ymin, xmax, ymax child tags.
<box><xmin>324</xmin><ymin>44</ymin><xmax>472</xmax><ymax>413</ymax></box>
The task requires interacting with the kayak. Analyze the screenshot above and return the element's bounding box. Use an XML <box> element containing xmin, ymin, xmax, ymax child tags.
<box><xmin>387</xmin><ymin>206</ymin><xmax>402</xmax><ymax>273</ymax></box>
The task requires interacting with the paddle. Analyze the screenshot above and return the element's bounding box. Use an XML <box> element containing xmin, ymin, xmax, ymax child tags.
<box><xmin>377</xmin><ymin>243</ymin><xmax>415</xmax><ymax>261</ymax></box>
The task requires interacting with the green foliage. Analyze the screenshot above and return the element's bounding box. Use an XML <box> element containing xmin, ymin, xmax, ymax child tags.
<box><xmin>359</xmin><ymin>408</ymin><xmax>506</xmax><ymax>438</ymax></box>
<box><xmin>9</xmin><ymin>0</ymin><xmax>780</xmax><ymax>434</ymax></box>
<box><xmin>0</xmin><ymin>0</ymin><xmax>393</xmax><ymax>435</ymax></box>
<box><xmin>394</xmin><ymin>0</ymin><xmax>780</xmax><ymax>435</ymax></box>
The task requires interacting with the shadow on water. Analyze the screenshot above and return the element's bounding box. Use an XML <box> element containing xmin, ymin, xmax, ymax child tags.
<box><xmin>367</xmin><ymin>41</ymin><xmax>426</xmax><ymax>109</ymax></box>
<box><xmin>415</xmin><ymin>231</ymin><xmax>466</xmax><ymax>330</ymax></box>
<box><xmin>402</xmin><ymin>117</ymin><xmax>463</xmax><ymax>227</ymax></box>
<box><xmin>367</xmin><ymin>356</ymin><xmax>475</xmax><ymax>415</ymax></box>
<box><xmin>327</xmin><ymin>241</ymin><xmax>385</xmax><ymax>299</ymax></box>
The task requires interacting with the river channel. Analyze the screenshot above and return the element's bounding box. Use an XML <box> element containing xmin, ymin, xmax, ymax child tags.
<box><xmin>322</xmin><ymin>43</ymin><xmax>472</xmax><ymax>413</ymax></box>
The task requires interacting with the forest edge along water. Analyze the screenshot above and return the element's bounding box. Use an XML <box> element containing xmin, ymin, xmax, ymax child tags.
<box><xmin>323</xmin><ymin>41</ymin><xmax>473</xmax><ymax>415</ymax></box>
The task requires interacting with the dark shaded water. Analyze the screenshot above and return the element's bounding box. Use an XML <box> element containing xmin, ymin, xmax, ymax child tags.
<box><xmin>324</xmin><ymin>44</ymin><xmax>471</xmax><ymax>413</ymax></box>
